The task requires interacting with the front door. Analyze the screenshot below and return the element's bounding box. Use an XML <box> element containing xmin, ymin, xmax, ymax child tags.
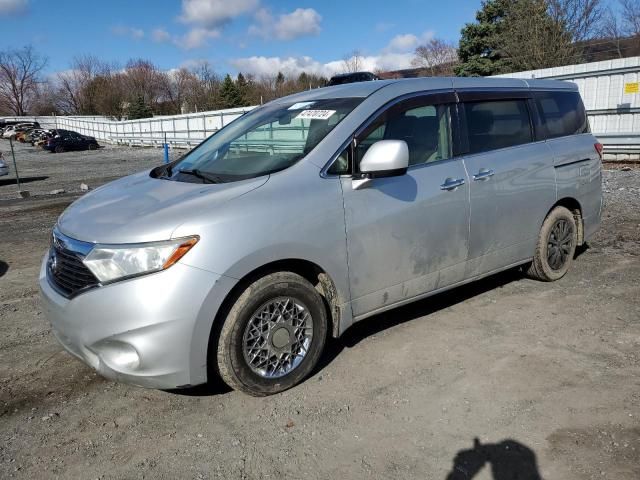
<box><xmin>340</xmin><ymin>94</ymin><xmax>470</xmax><ymax>319</ymax></box>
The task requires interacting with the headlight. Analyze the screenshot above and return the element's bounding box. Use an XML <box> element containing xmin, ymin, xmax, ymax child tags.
<box><xmin>82</xmin><ymin>236</ymin><xmax>199</xmax><ymax>283</ymax></box>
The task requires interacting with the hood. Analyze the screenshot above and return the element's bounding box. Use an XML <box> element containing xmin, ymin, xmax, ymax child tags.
<box><xmin>57</xmin><ymin>170</ymin><xmax>268</xmax><ymax>243</ymax></box>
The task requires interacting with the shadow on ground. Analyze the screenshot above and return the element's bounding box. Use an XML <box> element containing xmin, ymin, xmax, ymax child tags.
<box><xmin>446</xmin><ymin>438</ymin><xmax>542</xmax><ymax>479</ymax></box>
<box><xmin>0</xmin><ymin>175</ymin><xmax>48</xmax><ymax>187</ymax></box>
<box><xmin>0</xmin><ymin>261</ymin><xmax>7</xmax><ymax>278</ymax></box>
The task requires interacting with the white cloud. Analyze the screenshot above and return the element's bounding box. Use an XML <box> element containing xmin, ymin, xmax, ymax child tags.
<box><xmin>385</xmin><ymin>34</ymin><xmax>419</xmax><ymax>53</ymax></box>
<box><xmin>384</xmin><ymin>31</ymin><xmax>435</xmax><ymax>53</ymax></box>
<box><xmin>249</xmin><ymin>8</ymin><xmax>322</xmax><ymax>41</ymax></box>
<box><xmin>111</xmin><ymin>25</ymin><xmax>144</xmax><ymax>40</ymax></box>
<box><xmin>180</xmin><ymin>58</ymin><xmax>210</xmax><ymax>70</ymax></box>
<box><xmin>230</xmin><ymin>52</ymin><xmax>415</xmax><ymax>78</ymax></box>
<box><xmin>174</xmin><ymin>27</ymin><xmax>220</xmax><ymax>49</ymax></box>
<box><xmin>179</xmin><ymin>0</ymin><xmax>259</xmax><ymax>27</ymax></box>
<box><xmin>0</xmin><ymin>0</ymin><xmax>27</xmax><ymax>15</ymax></box>
<box><xmin>152</xmin><ymin>28</ymin><xmax>171</xmax><ymax>43</ymax></box>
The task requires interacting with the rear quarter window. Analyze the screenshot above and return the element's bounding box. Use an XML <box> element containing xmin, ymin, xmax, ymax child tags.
<box><xmin>534</xmin><ymin>91</ymin><xmax>589</xmax><ymax>139</ymax></box>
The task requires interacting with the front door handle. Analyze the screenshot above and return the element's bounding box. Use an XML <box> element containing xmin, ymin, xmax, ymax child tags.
<box><xmin>473</xmin><ymin>169</ymin><xmax>495</xmax><ymax>181</ymax></box>
<box><xmin>440</xmin><ymin>177</ymin><xmax>465</xmax><ymax>191</ymax></box>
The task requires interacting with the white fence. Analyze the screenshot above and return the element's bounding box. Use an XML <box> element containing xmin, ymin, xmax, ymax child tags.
<box><xmin>494</xmin><ymin>56</ymin><xmax>640</xmax><ymax>158</ymax></box>
<box><xmin>2</xmin><ymin>107</ymin><xmax>255</xmax><ymax>149</ymax></box>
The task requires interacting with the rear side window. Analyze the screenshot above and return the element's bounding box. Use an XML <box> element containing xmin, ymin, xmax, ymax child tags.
<box><xmin>534</xmin><ymin>91</ymin><xmax>589</xmax><ymax>139</ymax></box>
<box><xmin>464</xmin><ymin>100</ymin><xmax>533</xmax><ymax>154</ymax></box>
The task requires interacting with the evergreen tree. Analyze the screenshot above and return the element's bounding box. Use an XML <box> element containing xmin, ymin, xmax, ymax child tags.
<box><xmin>220</xmin><ymin>74</ymin><xmax>242</xmax><ymax>108</ymax></box>
<box><xmin>127</xmin><ymin>95</ymin><xmax>153</xmax><ymax>119</ymax></box>
<box><xmin>236</xmin><ymin>73</ymin><xmax>249</xmax><ymax>106</ymax></box>
<box><xmin>455</xmin><ymin>0</ymin><xmax>513</xmax><ymax>77</ymax></box>
<box><xmin>298</xmin><ymin>72</ymin><xmax>310</xmax><ymax>89</ymax></box>
<box><xmin>275</xmin><ymin>71</ymin><xmax>285</xmax><ymax>86</ymax></box>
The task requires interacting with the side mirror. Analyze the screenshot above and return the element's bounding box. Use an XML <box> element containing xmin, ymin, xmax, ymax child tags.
<box><xmin>358</xmin><ymin>139</ymin><xmax>409</xmax><ymax>181</ymax></box>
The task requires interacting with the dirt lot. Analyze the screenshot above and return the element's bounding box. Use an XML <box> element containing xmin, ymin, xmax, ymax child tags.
<box><xmin>1</xmin><ymin>141</ymin><xmax>639</xmax><ymax>479</ymax></box>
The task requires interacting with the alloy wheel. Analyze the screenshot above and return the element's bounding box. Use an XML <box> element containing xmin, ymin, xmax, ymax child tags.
<box><xmin>547</xmin><ymin>219</ymin><xmax>573</xmax><ymax>271</ymax></box>
<box><xmin>242</xmin><ymin>296</ymin><xmax>313</xmax><ymax>379</ymax></box>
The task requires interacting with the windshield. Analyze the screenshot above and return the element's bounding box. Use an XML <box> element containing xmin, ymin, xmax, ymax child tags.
<box><xmin>166</xmin><ymin>97</ymin><xmax>362</xmax><ymax>183</ymax></box>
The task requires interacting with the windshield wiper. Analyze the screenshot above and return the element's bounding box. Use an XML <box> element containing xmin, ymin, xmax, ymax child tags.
<box><xmin>178</xmin><ymin>168</ymin><xmax>223</xmax><ymax>184</ymax></box>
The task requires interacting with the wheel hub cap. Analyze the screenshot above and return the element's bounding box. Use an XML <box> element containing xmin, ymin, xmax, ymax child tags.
<box><xmin>242</xmin><ymin>297</ymin><xmax>313</xmax><ymax>379</ymax></box>
<box><xmin>271</xmin><ymin>326</ymin><xmax>291</xmax><ymax>349</ymax></box>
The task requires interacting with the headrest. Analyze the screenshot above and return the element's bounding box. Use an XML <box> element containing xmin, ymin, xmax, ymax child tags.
<box><xmin>468</xmin><ymin>109</ymin><xmax>494</xmax><ymax>135</ymax></box>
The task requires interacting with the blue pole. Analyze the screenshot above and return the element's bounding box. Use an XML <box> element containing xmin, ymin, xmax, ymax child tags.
<box><xmin>163</xmin><ymin>133</ymin><xmax>169</xmax><ymax>164</ymax></box>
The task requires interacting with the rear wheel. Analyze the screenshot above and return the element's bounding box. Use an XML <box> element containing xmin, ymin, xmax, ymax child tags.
<box><xmin>215</xmin><ymin>272</ymin><xmax>327</xmax><ymax>396</ymax></box>
<box><xmin>54</xmin><ymin>145</ymin><xmax>64</xmax><ymax>154</ymax></box>
<box><xmin>526</xmin><ymin>206</ymin><xmax>578</xmax><ymax>281</ymax></box>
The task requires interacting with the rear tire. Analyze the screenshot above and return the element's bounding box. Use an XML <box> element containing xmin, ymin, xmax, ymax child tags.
<box><xmin>526</xmin><ymin>206</ymin><xmax>578</xmax><ymax>281</ymax></box>
<box><xmin>54</xmin><ymin>145</ymin><xmax>64</xmax><ymax>154</ymax></box>
<box><xmin>215</xmin><ymin>272</ymin><xmax>327</xmax><ymax>396</ymax></box>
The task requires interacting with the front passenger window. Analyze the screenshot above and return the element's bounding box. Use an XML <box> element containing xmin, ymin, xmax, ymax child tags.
<box><xmin>356</xmin><ymin>101</ymin><xmax>453</xmax><ymax>168</ymax></box>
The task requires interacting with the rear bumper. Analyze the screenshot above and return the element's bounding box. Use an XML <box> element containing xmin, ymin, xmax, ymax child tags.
<box><xmin>39</xmin><ymin>254</ymin><xmax>236</xmax><ymax>389</ymax></box>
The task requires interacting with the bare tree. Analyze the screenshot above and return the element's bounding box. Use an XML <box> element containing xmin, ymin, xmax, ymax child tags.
<box><xmin>0</xmin><ymin>45</ymin><xmax>47</xmax><ymax>115</ymax></box>
<box><xmin>602</xmin><ymin>7</ymin><xmax>626</xmax><ymax>58</ymax></box>
<box><xmin>342</xmin><ymin>50</ymin><xmax>365</xmax><ymax>73</ymax></box>
<box><xmin>122</xmin><ymin>59</ymin><xmax>166</xmax><ymax>107</ymax></box>
<box><xmin>162</xmin><ymin>68</ymin><xmax>200</xmax><ymax>114</ymax></box>
<box><xmin>548</xmin><ymin>0</ymin><xmax>603</xmax><ymax>43</ymax></box>
<box><xmin>620</xmin><ymin>0</ymin><xmax>640</xmax><ymax>36</ymax></box>
<box><xmin>30</xmin><ymin>79</ymin><xmax>61</xmax><ymax>115</ymax></box>
<box><xmin>57</xmin><ymin>55</ymin><xmax>112</xmax><ymax>114</ymax></box>
<box><xmin>412</xmin><ymin>38</ymin><xmax>458</xmax><ymax>76</ymax></box>
<box><xmin>502</xmin><ymin>0</ymin><xmax>579</xmax><ymax>70</ymax></box>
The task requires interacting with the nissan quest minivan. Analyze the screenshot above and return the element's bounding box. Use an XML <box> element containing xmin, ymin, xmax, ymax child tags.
<box><xmin>40</xmin><ymin>77</ymin><xmax>602</xmax><ymax>396</ymax></box>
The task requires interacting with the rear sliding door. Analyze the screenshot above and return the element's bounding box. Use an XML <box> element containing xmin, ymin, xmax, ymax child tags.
<box><xmin>457</xmin><ymin>91</ymin><xmax>557</xmax><ymax>277</ymax></box>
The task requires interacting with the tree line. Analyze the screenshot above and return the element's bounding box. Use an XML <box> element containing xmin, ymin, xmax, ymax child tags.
<box><xmin>1</xmin><ymin>0</ymin><xmax>638</xmax><ymax>118</ymax></box>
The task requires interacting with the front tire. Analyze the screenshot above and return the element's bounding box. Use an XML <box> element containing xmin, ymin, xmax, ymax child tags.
<box><xmin>526</xmin><ymin>206</ymin><xmax>578</xmax><ymax>281</ymax></box>
<box><xmin>216</xmin><ymin>272</ymin><xmax>327</xmax><ymax>396</ymax></box>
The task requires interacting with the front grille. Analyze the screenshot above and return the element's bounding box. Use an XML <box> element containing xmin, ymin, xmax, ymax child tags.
<box><xmin>47</xmin><ymin>230</ymin><xmax>99</xmax><ymax>298</ymax></box>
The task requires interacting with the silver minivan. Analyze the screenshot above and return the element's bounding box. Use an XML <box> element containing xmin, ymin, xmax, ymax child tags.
<box><xmin>40</xmin><ymin>77</ymin><xmax>602</xmax><ymax>396</ymax></box>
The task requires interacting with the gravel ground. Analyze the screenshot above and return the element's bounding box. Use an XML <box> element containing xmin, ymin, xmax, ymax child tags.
<box><xmin>0</xmin><ymin>141</ymin><xmax>181</xmax><ymax>201</ymax></box>
<box><xmin>0</xmin><ymin>144</ymin><xmax>639</xmax><ymax>479</ymax></box>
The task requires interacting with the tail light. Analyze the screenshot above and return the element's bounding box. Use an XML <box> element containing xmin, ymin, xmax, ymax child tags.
<box><xmin>594</xmin><ymin>142</ymin><xmax>603</xmax><ymax>161</ymax></box>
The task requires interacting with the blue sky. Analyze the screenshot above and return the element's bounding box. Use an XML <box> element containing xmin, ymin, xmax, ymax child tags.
<box><xmin>0</xmin><ymin>0</ymin><xmax>518</xmax><ymax>77</ymax></box>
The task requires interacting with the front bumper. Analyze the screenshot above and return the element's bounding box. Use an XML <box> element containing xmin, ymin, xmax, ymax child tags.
<box><xmin>39</xmin><ymin>254</ymin><xmax>234</xmax><ymax>389</ymax></box>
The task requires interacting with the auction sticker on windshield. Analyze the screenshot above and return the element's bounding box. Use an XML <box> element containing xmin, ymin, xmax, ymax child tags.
<box><xmin>295</xmin><ymin>110</ymin><xmax>336</xmax><ymax>120</ymax></box>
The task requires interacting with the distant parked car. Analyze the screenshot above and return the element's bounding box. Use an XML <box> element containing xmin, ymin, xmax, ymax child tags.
<box><xmin>2</xmin><ymin>126</ymin><xmax>18</xmax><ymax>139</ymax></box>
<box><xmin>328</xmin><ymin>71</ymin><xmax>380</xmax><ymax>86</ymax></box>
<box><xmin>43</xmin><ymin>130</ymin><xmax>99</xmax><ymax>153</ymax></box>
<box><xmin>3</xmin><ymin>123</ymin><xmax>38</xmax><ymax>140</ymax></box>
<box><xmin>21</xmin><ymin>128</ymin><xmax>48</xmax><ymax>144</ymax></box>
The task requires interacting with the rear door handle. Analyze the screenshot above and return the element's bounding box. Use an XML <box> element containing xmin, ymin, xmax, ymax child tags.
<box><xmin>440</xmin><ymin>178</ymin><xmax>465</xmax><ymax>191</ymax></box>
<box><xmin>473</xmin><ymin>169</ymin><xmax>495</xmax><ymax>181</ymax></box>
